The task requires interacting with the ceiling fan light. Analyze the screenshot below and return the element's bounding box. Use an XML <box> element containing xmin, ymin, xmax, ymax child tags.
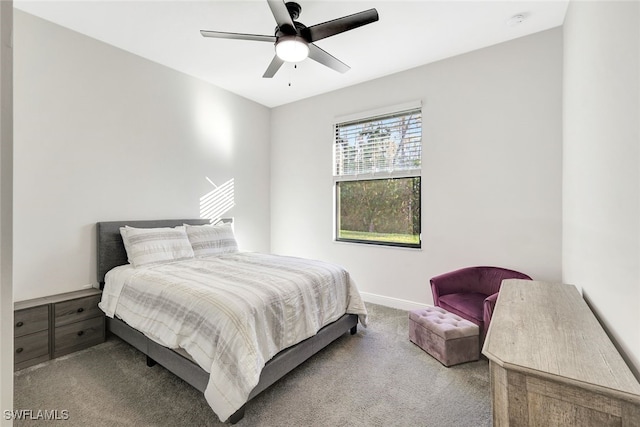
<box><xmin>275</xmin><ymin>36</ymin><xmax>309</xmax><ymax>62</ymax></box>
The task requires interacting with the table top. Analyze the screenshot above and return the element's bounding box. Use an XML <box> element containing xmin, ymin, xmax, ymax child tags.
<box><xmin>15</xmin><ymin>288</ymin><xmax>101</xmax><ymax>311</ymax></box>
<box><xmin>482</xmin><ymin>280</ymin><xmax>640</xmax><ymax>398</ymax></box>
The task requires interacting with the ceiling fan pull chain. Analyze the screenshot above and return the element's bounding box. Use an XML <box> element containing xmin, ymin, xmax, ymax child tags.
<box><xmin>288</xmin><ymin>63</ymin><xmax>297</xmax><ymax>87</ymax></box>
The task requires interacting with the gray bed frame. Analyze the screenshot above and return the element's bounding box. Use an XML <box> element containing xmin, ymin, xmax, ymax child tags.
<box><xmin>96</xmin><ymin>219</ymin><xmax>358</xmax><ymax>424</ymax></box>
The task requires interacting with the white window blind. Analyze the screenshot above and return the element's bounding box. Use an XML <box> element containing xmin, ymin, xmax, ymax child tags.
<box><xmin>334</xmin><ymin>106</ymin><xmax>422</xmax><ymax>180</ymax></box>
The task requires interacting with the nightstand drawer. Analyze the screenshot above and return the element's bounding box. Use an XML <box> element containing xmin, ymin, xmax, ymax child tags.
<box><xmin>14</xmin><ymin>305</ymin><xmax>49</xmax><ymax>337</ymax></box>
<box><xmin>54</xmin><ymin>315</ymin><xmax>105</xmax><ymax>357</ymax></box>
<box><xmin>53</xmin><ymin>295</ymin><xmax>102</xmax><ymax>327</ymax></box>
<box><xmin>14</xmin><ymin>330</ymin><xmax>49</xmax><ymax>365</ymax></box>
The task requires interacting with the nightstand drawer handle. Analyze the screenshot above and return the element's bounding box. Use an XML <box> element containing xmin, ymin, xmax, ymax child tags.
<box><xmin>16</xmin><ymin>347</ymin><xmax>23</xmax><ymax>354</ymax></box>
<box><xmin>77</xmin><ymin>330</ymin><xmax>84</xmax><ymax>337</ymax></box>
<box><xmin>16</xmin><ymin>321</ymin><xmax>24</xmax><ymax>327</ymax></box>
<box><xmin>76</xmin><ymin>307</ymin><xmax>84</xmax><ymax>313</ymax></box>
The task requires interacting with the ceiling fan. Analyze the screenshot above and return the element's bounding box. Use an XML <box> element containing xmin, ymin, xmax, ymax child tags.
<box><xmin>200</xmin><ymin>0</ymin><xmax>379</xmax><ymax>78</ymax></box>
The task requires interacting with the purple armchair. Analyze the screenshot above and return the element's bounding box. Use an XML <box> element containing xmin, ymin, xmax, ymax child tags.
<box><xmin>430</xmin><ymin>266</ymin><xmax>531</xmax><ymax>342</ymax></box>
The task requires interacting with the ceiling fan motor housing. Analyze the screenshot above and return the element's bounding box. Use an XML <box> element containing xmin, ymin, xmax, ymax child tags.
<box><xmin>285</xmin><ymin>2</ymin><xmax>302</xmax><ymax>20</ymax></box>
<box><xmin>275</xmin><ymin>3</ymin><xmax>306</xmax><ymax>39</ymax></box>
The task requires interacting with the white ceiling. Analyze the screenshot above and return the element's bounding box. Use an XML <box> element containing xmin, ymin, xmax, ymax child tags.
<box><xmin>15</xmin><ymin>0</ymin><xmax>569</xmax><ymax>107</ymax></box>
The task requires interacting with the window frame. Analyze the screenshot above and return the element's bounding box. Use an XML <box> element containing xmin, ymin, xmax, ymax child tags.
<box><xmin>333</xmin><ymin>102</ymin><xmax>423</xmax><ymax>249</ymax></box>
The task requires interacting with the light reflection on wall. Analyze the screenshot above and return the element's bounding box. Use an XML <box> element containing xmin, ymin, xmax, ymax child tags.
<box><xmin>194</xmin><ymin>92</ymin><xmax>234</xmax><ymax>159</ymax></box>
<box><xmin>200</xmin><ymin>177</ymin><xmax>235</xmax><ymax>221</ymax></box>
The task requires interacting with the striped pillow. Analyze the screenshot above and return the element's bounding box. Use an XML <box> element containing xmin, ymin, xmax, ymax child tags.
<box><xmin>120</xmin><ymin>225</ymin><xmax>194</xmax><ymax>268</ymax></box>
<box><xmin>185</xmin><ymin>223</ymin><xmax>238</xmax><ymax>257</ymax></box>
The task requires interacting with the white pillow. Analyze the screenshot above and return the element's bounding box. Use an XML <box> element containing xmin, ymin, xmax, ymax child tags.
<box><xmin>120</xmin><ymin>225</ymin><xmax>194</xmax><ymax>268</ymax></box>
<box><xmin>185</xmin><ymin>222</ymin><xmax>238</xmax><ymax>257</ymax></box>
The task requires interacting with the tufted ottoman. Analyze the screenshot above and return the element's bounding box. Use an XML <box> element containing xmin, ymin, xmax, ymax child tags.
<box><xmin>409</xmin><ymin>306</ymin><xmax>479</xmax><ymax>367</ymax></box>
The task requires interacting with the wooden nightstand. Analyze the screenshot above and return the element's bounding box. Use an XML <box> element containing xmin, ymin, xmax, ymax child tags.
<box><xmin>14</xmin><ymin>288</ymin><xmax>105</xmax><ymax>370</ymax></box>
<box><xmin>14</xmin><ymin>299</ymin><xmax>50</xmax><ymax>370</ymax></box>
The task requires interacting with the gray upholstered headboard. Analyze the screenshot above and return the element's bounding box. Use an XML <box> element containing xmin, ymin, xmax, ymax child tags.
<box><xmin>96</xmin><ymin>218</ymin><xmax>231</xmax><ymax>287</ymax></box>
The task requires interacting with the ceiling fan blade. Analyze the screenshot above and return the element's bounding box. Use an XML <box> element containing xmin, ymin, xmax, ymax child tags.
<box><xmin>263</xmin><ymin>55</ymin><xmax>285</xmax><ymax>78</ymax></box>
<box><xmin>200</xmin><ymin>30</ymin><xmax>276</xmax><ymax>43</ymax></box>
<box><xmin>267</xmin><ymin>0</ymin><xmax>295</xmax><ymax>31</ymax></box>
<box><xmin>305</xmin><ymin>9</ymin><xmax>379</xmax><ymax>42</ymax></box>
<box><xmin>308</xmin><ymin>43</ymin><xmax>350</xmax><ymax>74</ymax></box>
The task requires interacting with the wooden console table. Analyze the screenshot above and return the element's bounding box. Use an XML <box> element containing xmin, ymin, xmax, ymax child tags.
<box><xmin>482</xmin><ymin>280</ymin><xmax>640</xmax><ymax>426</ymax></box>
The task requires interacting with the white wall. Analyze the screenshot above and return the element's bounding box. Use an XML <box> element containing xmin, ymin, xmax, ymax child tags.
<box><xmin>563</xmin><ymin>1</ymin><xmax>640</xmax><ymax>375</ymax></box>
<box><xmin>0</xmin><ymin>2</ymin><xmax>12</xmax><ymax>425</ymax></box>
<box><xmin>271</xmin><ymin>29</ymin><xmax>563</xmax><ymax>308</ymax></box>
<box><xmin>13</xmin><ymin>11</ymin><xmax>271</xmax><ymax>301</ymax></box>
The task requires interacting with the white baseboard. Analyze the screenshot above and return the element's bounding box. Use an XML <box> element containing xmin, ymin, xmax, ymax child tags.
<box><xmin>360</xmin><ymin>292</ymin><xmax>431</xmax><ymax>311</ymax></box>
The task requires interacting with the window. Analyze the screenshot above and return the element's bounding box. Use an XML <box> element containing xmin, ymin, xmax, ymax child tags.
<box><xmin>333</xmin><ymin>103</ymin><xmax>422</xmax><ymax>248</ymax></box>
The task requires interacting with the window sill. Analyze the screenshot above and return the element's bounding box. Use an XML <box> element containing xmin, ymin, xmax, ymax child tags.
<box><xmin>332</xmin><ymin>239</ymin><xmax>422</xmax><ymax>251</ymax></box>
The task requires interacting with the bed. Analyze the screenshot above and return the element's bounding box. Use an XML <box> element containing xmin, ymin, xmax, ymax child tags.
<box><xmin>96</xmin><ymin>218</ymin><xmax>366</xmax><ymax>423</ymax></box>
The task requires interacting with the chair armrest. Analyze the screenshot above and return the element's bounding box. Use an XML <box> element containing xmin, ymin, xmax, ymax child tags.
<box><xmin>430</xmin><ymin>267</ymin><xmax>480</xmax><ymax>305</ymax></box>
<box><xmin>483</xmin><ymin>292</ymin><xmax>499</xmax><ymax>326</ymax></box>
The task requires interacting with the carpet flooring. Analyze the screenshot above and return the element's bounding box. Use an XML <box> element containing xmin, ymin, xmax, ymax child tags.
<box><xmin>13</xmin><ymin>304</ymin><xmax>491</xmax><ymax>426</ymax></box>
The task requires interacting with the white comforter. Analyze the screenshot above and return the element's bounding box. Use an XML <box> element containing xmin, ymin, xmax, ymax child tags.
<box><xmin>99</xmin><ymin>252</ymin><xmax>367</xmax><ymax>421</ymax></box>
